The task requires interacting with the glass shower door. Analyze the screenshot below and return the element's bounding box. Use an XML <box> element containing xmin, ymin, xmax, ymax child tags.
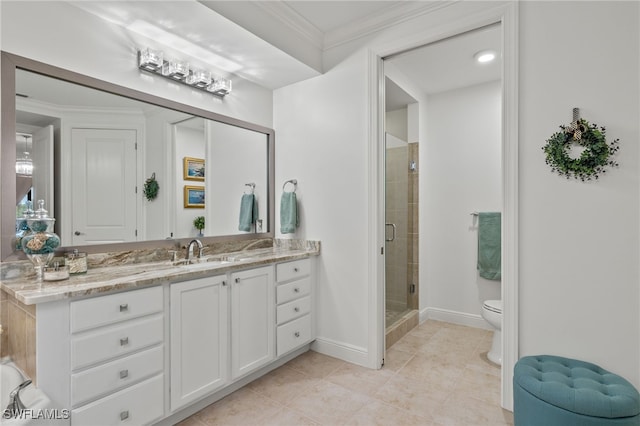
<box><xmin>385</xmin><ymin>133</ymin><xmax>409</xmax><ymax>328</ymax></box>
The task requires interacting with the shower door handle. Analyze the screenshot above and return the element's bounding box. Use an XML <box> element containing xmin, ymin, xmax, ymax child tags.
<box><xmin>385</xmin><ymin>223</ymin><xmax>396</xmax><ymax>242</ymax></box>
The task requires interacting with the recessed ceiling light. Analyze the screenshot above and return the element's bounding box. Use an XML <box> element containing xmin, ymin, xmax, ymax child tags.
<box><xmin>474</xmin><ymin>50</ymin><xmax>497</xmax><ymax>64</ymax></box>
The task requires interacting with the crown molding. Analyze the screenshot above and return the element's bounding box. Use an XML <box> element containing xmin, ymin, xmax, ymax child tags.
<box><xmin>324</xmin><ymin>1</ymin><xmax>456</xmax><ymax>51</ymax></box>
<box><xmin>253</xmin><ymin>1</ymin><xmax>325</xmax><ymax>50</ymax></box>
<box><xmin>253</xmin><ymin>1</ymin><xmax>457</xmax><ymax>55</ymax></box>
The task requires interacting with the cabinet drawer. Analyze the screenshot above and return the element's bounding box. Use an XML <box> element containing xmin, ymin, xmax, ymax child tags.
<box><xmin>71</xmin><ymin>315</ymin><xmax>163</xmax><ymax>370</ymax></box>
<box><xmin>276</xmin><ymin>259</ymin><xmax>310</xmax><ymax>283</ymax></box>
<box><xmin>72</xmin><ymin>345</ymin><xmax>163</xmax><ymax>407</ymax></box>
<box><xmin>277</xmin><ymin>314</ymin><xmax>311</xmax><ymax>357</ymax></box>
<box><xmin>71</xmin><ymin>374</ymin><xmax>164</xmax><ymax>426</ymax></box>
<box><xmin>277</xmin><ymin>296</ymin><xmax>311</xmax><ymax>325</ymax></box>
<box><xmin>276</xmin><ymin>277</ymin><xmax>311</xmax><ymax>304</ymax></box>
<box><xmin>71</xmin><ymin>286</ymin><xmax>163</xmax><ymax>333</ymax></box>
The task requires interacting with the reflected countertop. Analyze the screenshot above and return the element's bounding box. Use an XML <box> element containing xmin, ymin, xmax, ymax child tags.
<box><xmin>0</xmin><ymin>245</ymin><xmax>319</xmax><ymax>305</ymax></box>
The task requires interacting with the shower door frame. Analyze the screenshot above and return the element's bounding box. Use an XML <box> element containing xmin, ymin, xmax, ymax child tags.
<box><xmin>367</xmin><ymin>2</ymin><xmax>519</xmax><ymax>411</ymax></box>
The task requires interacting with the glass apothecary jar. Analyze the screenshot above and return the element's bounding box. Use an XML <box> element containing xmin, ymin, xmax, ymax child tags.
<box><xmin>21</xmin><ymin>200</ymin><xmax>60</xmax><ymax>280</ymax></box>
<box><xmin>15</xmin><ymin>202</ymin><xmax>34</xmax><ymax>251</ymax></box>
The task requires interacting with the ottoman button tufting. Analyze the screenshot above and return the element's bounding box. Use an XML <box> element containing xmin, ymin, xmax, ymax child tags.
<box><xmin>514</xmin><ymin>355</ymin><xmax>640</xmax><ymax>426</ymax></box>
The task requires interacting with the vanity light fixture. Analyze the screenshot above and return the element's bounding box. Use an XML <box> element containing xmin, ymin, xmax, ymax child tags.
<box><xmin>474</xmin><ymin>50</ymin><xmax>497</xmax><ymax>64</ymax></box>
<box><xmin>138</xmin><ymin>47</ymin><xmax>232</xmax><ymax>97</ymax></box>
<box><xmin>15</xmin><ymin>135</ymin><xmax>33</xmax><ymax>177</ymax></box>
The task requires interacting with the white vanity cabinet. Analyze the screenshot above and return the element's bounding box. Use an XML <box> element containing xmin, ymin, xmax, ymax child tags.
<box><xmin>32</xmin><ymin>254</ymin><xmax>316</xmax><ymax>426</ymax></box>
<box><xmin>275</xmin><ymin>259</ymin><xmax>314</xmax><ymax>357</ymax></box>
<box><xmin>230</xmin><ymin>266</ymin><xmax>275</xmax><ymax>379</ymax></box>
<box><xmin>170</xmin><ymin>275</ymin><xmax>228</xmax><ymax>412</ymax></box>
<box><xmin>68</xmin><ymin>286</ymin><xmax>165</xmax><ymax>426</ymax></box>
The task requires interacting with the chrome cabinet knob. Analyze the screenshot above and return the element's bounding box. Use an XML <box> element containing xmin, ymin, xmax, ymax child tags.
<box><xmin>294</xmin><ymin>331</ymin><xmax>300</xmax><ymax>338</ymax></box>
<box><xmin>119</xmin><ymin>303</ymin><xmax>128</xmax><ymax>312</ymax></box>
<box><xmin>120</xmin><ymin>337</ymin><xmax>129</xmax><ymax>346</ymax></box>
<box><xmin>119</xmin><ymin>369</ymin><xmax>129</xmax><ymax>379</ymax></box>
<box><xmin>294</xmin><ymin>307</ymin><xmax>300</xmax><ymax>312</ymax></box>
<box><xmin>120</xmin><ymin>410</ymin><xmax>129</xmax><ymax>421</ymax></box>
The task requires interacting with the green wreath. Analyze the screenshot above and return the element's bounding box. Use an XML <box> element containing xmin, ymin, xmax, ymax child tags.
<box><xmin>542</xmin><ymin>118</ymin><xmax>619</xmax><ymax>181</ymax></box>
<box><xmin>143</xmin><ymin>173</ymin><xmax>159</xmax><ymax>201</ymax></box>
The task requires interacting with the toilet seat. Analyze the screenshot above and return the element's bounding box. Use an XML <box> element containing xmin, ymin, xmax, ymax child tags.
<box><xmin>483</xmin><ymin>299</ymin><xmax>502</xmax><ymax>314</ymax></box>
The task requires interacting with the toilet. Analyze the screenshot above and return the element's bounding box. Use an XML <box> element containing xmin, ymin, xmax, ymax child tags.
<box><xmin>481</xmin><ymin>299</ymin><xmax>502</xmax><ymax>365</ymax></box>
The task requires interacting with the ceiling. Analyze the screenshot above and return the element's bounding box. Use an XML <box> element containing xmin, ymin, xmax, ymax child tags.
<box><xmin>283</xmin><ymin>1</ymin><xmax>406</xmax><ymax>33</ymax></box>
<box><xmin>66</xmin><ymin>1</ymin><xmax>500</xmax><ymax>98</ymax></box>
<box><xmin>385</xmin><ymin>23</ymin><xmax>502</xmax><ymax>110</ymax></box>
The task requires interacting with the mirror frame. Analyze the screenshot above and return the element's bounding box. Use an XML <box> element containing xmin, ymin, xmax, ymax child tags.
<box><xmin>1</xmin><ymin>51</ymin><xmax>275</xmax><ymax>261</ymax></box>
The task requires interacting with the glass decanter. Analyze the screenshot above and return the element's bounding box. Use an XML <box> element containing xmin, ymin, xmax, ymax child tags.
<box><xmin>21</xmin><ymin>200</ymin><xmax>60</xmax><ymax>280</ymax></box>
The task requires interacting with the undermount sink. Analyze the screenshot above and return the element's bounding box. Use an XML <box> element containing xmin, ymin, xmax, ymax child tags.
<box><xmin>172</xmin><ymin>257</ymin><xmax>234</xmax><ymax>267</ymax></box>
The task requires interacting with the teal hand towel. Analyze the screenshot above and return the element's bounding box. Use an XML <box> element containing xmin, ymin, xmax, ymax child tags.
<box><xmin>238</xmin><ymin>194</ymin><xmax>258</xmax><ymax>232</ymax></box>
<box><xmin>280</xmin><ymin>192</ymin><xmax>299</xmax><ymax>234</ymax></box>
<box><xmin>477</xmin><ymin>212</ymin><xmax>501</xmax><ymax>280</ymax></box>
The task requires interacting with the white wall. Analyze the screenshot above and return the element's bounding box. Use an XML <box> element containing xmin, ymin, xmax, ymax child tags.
<box><xmin>274</xmin><ymin>50</ymin><xmax>371</xmax><ymax>362</ymax></box>
<box><xmin>385</xmin><ymin>108</ymin><xmax>408</xmax><ymax>141</ymax></box>
<box><xmin>519</xmin><ymin>1</ymin><xmax>639</xmax><ymax>384</ymax></box>
<box><xmin>424</xmin><ymin>81</ymin><xmax>501</xmax><ymax>320</ymax></box>
<box><xmin>275</xmin><ymin>0</ymin><xmax>640</xmax><ymax>392</ymax></box>
<box><xmin>174</xmin><ymin>124</ymin><xmax>206</xmax><ymax>238</ymax></box>
<box><xmin>143</xmin><ymin>109</ymin><xmax>193</xmax><ymax>241</ymax></box>
<box><xmin>208</xmin><ymin>121</ymin><xmax>268</xmax><ymax>236</ymax></box>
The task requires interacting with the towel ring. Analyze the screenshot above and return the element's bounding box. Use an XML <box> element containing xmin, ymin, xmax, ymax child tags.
<box><xmin>244</xmin><ymin>182</ymin><xmax>255</xmax><ymax>194</ymax></box>
<box><xmin>283</xmin><ymin>179</ymin><xmax>297</xmax><ymax>193</ymax></box>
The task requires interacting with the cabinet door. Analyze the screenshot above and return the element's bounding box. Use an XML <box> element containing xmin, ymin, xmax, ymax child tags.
<box><xmin>230</xmin><ymin>266</ymin><xmax>275</xmax><ymax>379</ymax></box>
<box><xmin>170</xmin><ymin>275</ymin><xmax>228</xmax><ymax>411</ymax></box>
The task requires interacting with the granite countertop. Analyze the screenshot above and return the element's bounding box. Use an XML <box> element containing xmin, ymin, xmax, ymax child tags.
<box><xmin>0</xmin><ymin>245</ymin><xmax>319</xmax><ymax>305</ymax></box>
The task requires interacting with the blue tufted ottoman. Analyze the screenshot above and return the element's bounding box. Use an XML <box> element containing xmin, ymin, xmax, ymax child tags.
<box><xmin>514</xmin><ymin>355</ymin><xmax>640</xmax><ymax>426</ymax></box>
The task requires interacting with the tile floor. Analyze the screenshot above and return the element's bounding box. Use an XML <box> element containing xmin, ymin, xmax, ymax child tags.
<box><xmin>177</xmin><ymin>320</ymin><xmax>514</xmax><ymax>425</ymax></box>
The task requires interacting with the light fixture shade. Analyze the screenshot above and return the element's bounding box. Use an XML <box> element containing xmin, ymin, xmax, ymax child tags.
<box><xmin>207</xmin><ymin>78</ymin><xmax>232</xmax><ymax>96</ymax></box>
<box><xmin>186</xmin><ymin>69</ymin><xmax>212</xmax><ymax>88</ymax></box>
<box><xmin>138</xmin><ymin>48</ymin><xmax>164</xmax><ymax>71</ymax></box>
<box><xmin>163</xmin><ymin>60</ymin><xmax>190</xmax><ymax>80</ymax></box>
<box><xmin>137</xmin><ymin>47</ymin><xmax>231</xmax><ymax>97</ymax></box>
<box><xmin>16</xmin><ymin>153</ymin><xmax>33</xmax><ymax>177</ymax></box>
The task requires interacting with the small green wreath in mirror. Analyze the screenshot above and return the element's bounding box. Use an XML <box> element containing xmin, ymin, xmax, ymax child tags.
<box><xmin>542</xmin><ymin>119</ymin><xmax>619</xmax><ymax>181</ymax></box>
<box><xmin>143</xmin><ymin>173</ymin><xmax>159</xmax><ymax>201</ymax></box>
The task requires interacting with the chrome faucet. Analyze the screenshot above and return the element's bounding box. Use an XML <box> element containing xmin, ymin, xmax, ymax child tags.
<box><xmin>4</xmin><ymin>379</ymin><xmax>31</xmax><ymax>418</ymax></box>
<box><xmin>185</xmin><ymin>239</ymin><xmax>204</xmax><ymax>261</ymax></box>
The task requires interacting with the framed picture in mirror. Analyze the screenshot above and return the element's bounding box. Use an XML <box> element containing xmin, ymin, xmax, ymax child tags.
<box><xmin>184</xmin><ymin>185</ymin><xmax>205</xmax><ymax>208</ymax></box>
<box><xmin>184</xmin><ymin>157</ymin><xmax>205</xmax><ymax>181</ymax></box>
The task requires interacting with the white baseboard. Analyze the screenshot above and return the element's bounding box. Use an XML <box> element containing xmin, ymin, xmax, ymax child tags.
<box><xmin>421</xmin><ymin>307</ymin><xmax>492</xmax><ymax>331</ymax></box>
<box><xmin>311</xmin><ymin>337</ymin><xmax>369</xmax><ymax>367</ymax></box>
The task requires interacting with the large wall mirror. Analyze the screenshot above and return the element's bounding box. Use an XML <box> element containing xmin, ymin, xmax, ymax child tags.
<box><xmin>1</xmin><ymin>52</ymin><xmax>275</xmax><ymax>261</ymax></box>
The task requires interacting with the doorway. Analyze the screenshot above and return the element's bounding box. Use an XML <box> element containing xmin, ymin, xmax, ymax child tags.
<box><xmin>374</xmin><ymin>6</ymin><xmax>519</xmax><ymax>408</ymax></box>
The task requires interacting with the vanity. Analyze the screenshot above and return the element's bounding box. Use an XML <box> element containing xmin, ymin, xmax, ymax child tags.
<box><xmin>1</xmin><ymin>242</ymin><xmax>319</xmax><ymax>425</ymax></box>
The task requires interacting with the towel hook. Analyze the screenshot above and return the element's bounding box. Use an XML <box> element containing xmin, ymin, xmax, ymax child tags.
<box><xmin>244</xmin><ymin>182</ymin><xmax>255</xmax><ymax>194</ymax></box>
<box><xmin>283</xmin><ymin>179</ymin><xmax>297</xmax><ymax>193</ymax></box>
